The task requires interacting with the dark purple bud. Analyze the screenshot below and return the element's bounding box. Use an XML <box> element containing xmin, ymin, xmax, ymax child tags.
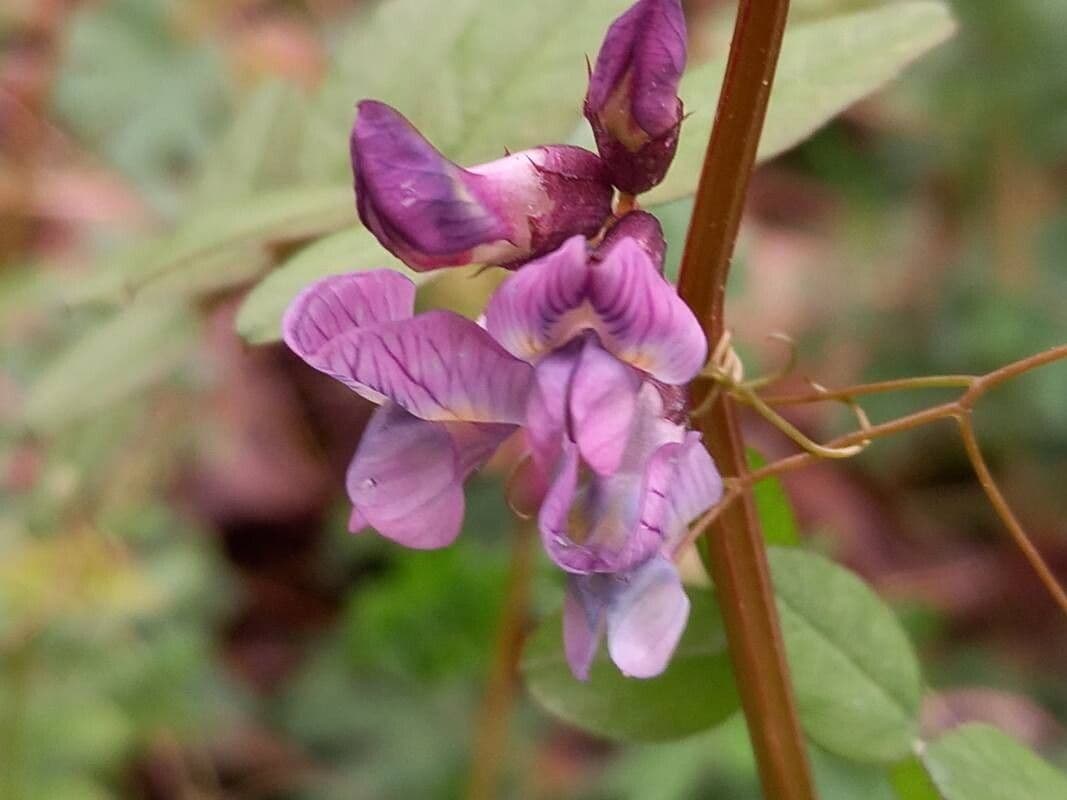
<box><xmin>352</xmin><ymin>100</ymin><xmax>614</xmax><ymax>271</ymax></box>
<box><xmin>584</xmin><ymin>0</ymin><xmax>687</xmax><ymax>194</ymax></box>
<box><xmin>593</xmin><ymin>210</ymin><xmax>667</xmax><ymax>271</ymax></box>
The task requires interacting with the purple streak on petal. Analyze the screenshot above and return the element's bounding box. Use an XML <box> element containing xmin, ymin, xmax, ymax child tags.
<box><xmin>537</xmin><ymin>440</ymin><xmax>584</xmax><ymax>569</ymax></box>
<box><xmin>589</xmin><ymin>237</ymin><xmax>706</xmax><ymax>384</ymax></box>
<box><xmin>657</xmin><ymin>432</ymin><xmax>724</xmax><ymax>553</ymax></box>
<box><xmin>569</xmin><ymin>338</ymin><xmax>640</xmax><ymax>475</ymax></box>
<box><xmin>593</xmin><ymin>210</ymin><xmax>666</xmax><ymax>274</ymax></box>
<box><xmin>606</xmin><ymin>555</ymin><xmax>689</xmax><ymax>678</ymax></box>
<box><xmin>283</xmin><ymin>270</ymin><xmax>415</xmax><ymax>357</ymax></box>
<box><xmin>484</xmin><ymin>236</ymin><xmax>591</xmax><ymax>360</ymax></box>
<box><xmin>346</xmin><ymin>404</ymin><xmax>511</xmax><ymax>549</ymax></box>
<box><xmin>283</xmin><ymin>269</ymin><xmax>418</xmax><ymax>404</ymax></box>
<box><xmin>352</xmin><ymin>100</ymin><xmax>510</xmax><ymax>269</ymax></box>
<box><xmin>303</xmin><ymin>310</ymin><xmax>534</xmax><ymax>424</ymax></box>
<box><xmin>563</xmin><ymin>581</ymin><xmax>605</xmax><ymax>681</ymax></box>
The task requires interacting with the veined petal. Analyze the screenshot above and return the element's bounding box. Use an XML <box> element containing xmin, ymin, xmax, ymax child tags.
<box><xmin>346</xmin><ymin>404</ymin><xmax>510</xmax><ymax>548</ymax></box>
<box><xmin>606</xmin><ymin>555</ymin><xmax>689</xmax><ymax>678</ymax></box>
<box><xmin>537</xmin><ymin>385</ymin><xmax>687</xmax><ymax>574</ymax></box>
<box><xmin>569</xmin><ymin>339</ymin><xmax>640</xmax><ymax>476</ymax></box>
<box><xmin>484</xmin><ymin>236</ymin><xmax>591</xmax><ymax>360</ymax></box>
<box><xmin>283</xmin><ymin>270</ymin><xmax>416</xmax><ymax>357</ymax></box>
<box><xmin>302</xmin><ymin>310</ymin><xmax>534</xmax><ymax>424</ymax></box>
<box><xmin>656</xmin><ymin>432</ymin><xmax>724</xmax><ymax>553</ymax></box>
<box><xmin>353</xmin><ymin>100</ymin><xmax>510</xmax><ymax>269</ymax></box>
<box><xmin>589</xmin><ymin>237</ymin><xmax>706</xmax><ymax>384</ymax></box>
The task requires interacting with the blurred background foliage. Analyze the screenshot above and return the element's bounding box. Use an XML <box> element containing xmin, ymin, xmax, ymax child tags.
<box><xmin>1</xmin><ymin>0</ymin><xmax>1065</xmax><ymax>797</ymax></box>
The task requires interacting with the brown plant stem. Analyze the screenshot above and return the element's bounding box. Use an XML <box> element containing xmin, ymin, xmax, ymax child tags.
<box><xmin>467</xmin><ymin>522</ymin><xmax>535</xmax><ymax>800</ymax></box>
<box><xmin>674</xmin><ymin>0</ymin><xmax>815</xmax><ymax>798</ymax></box>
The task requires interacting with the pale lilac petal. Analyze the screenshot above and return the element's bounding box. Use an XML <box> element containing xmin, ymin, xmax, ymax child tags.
<box><xmin>483</xmin><ymin>236</ymin><xmax>591</xmax><ymax>360</ymax></box>
<box><xmin>346</xmin><ymin>404</ymin><xmax>464</xmax><ymax>549</ymax></box>
<box><xmin>348</xmin><ymin>508</ymin><xmax>369</xmax><ymax>533</ymax></box>
<box><xmin>657</xmin><ymin>433</ymin><xmax>724</xmax><ymax>553</ymax></box>
<box><xmin>537</xmin><ymin>441</ymin><xmax>582</xmax><ymax>568</ymax></box>
<box><xmin>563</xmin><ymin>582</ymin><xmax>604</xmax><ymax>681</ymax></box>
<box><xmin>346</xmin><ymin>404</ymin><xmax>511</xmax><ymax>549</ymax></box>
<box><xmin>524</xmin><ymin>342</ymin><xmax>581</xmax><ymax>476</ymax></box>
<box><xmin>606</xmin><ymin>556</ymin><xmax>689</xmax><ymax>678</ymax></box>
<box><xmin>304</xmin><ymin>310</ymin><xmax>534</xmax><ymax>424</ymax></box>
<box><xmin>589</xmin><ymin>237</ymin><xmax>706</xmax><ymax>384</ymax></box>
<box><xmin>568</xmin><ymin>339</ymin><xmax>640</xmax><ymax>475</ymax></box>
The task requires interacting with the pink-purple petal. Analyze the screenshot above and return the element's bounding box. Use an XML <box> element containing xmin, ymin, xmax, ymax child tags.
<box><xmin>346</xmin><ymin>404</ymin><xmax>466</xmax><ymax>549</ymax></box>
<box><xmin>483</xmin><ymin>236</ymin><xmax>591</xmax><ymax>360</ymax></box>
<box><xmin>352</xmin><ymin>100</ymin><xmax>510</xmax><ymax>270</ymax></box>
<box><xmin>304</xmin><ymin>310</ymin><xmax>534</xmax><ymax>424</ymax></box>
<box><xmin>589</xmin><ymin>237</ymin><xmax>706</xmax><ymax>384</ymax></box>
<box><xmin>606</xmin><ymin>555</ymin><xmax>689</xmax><ymax>678</ymax></box>
<box><xmin>346</xmin><ymin>404</ymin><xmax>511</xmax><ymax>549</ymax></box>
<box><xmin>568</xmin><ymin>340</ymin><xmax>640</xmax><ymax>475</ymax></box>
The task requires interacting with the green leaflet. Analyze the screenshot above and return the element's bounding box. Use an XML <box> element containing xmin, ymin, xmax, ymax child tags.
<box><xmin>521</xmin><ymin>591</ymin><xmax>739</xmax><ymax>742</ymax></box>
<box><xmin>770</xmin><ymin>547</ymin><xmax>923</xmax><ymax>763</ymax></box>
<box><xmin>21</xmin><ymin>301</ymin><xmax>195</xmax><ymax>433</ymax></box>
<box><xmin>921</xmin><ymin>724</ymin><xmax>1067</xmax><ymax>800</ymax></box>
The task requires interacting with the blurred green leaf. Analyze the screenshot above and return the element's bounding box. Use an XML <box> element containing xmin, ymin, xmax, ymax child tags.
<box><xmin>299</xmin><ymin>0</ymin><xmax>632</xmax><ymax>182</ymax></box>
<box><xmin>770</xmin><ymin>547</ymin><xmax>922</xmax><ymax>763</ymax></box>
<box><xmin>67</xmin><ymin>186</ymin><xmax>352</xmax><ymax>306</ymax></box>
<box><xmin>810</xmin><ymin>745</ymin><xmax>896</xmax><ymax>800</ymax></box>
<box><xmin>235</xmin><ymin>226</ymin><xmax>421</xmax><ymax>343</ymax></box>
<box><xmin>22</xmin><ymin>302</ymin><xmax>195</xmax><ymax>434</ymax></box>
<box><xmin>921</xmin><ymin>724</ymin><xmax>1067</xmax><ymax>800</ymax></box>
<box><xmin>891</xmin><ymin>755</ymin><xmax>942</xmax><ymax>800</ymax></box>
<box><xmin>193</xmin><ymin>80</ymin><xmax>310</xmax><ymax>203</ymax></box>
<box><xmin>53</xmin><ymin>0</ymin><xmax>230</xmax><ymax>212</ymax></box>
<box><xmin>645</xmin><ymin>1</ymin><xmax>956</xmax><ymax>203</ymax></box>
<box><xmin>522</xmin><ymin>591</ymin><xmax>738</xmax><ymax>742</ymax></box>
<box><xmin>749</xmin><ymin>450</ymin><xmax>801</xmax><ymax>546</ymax></box>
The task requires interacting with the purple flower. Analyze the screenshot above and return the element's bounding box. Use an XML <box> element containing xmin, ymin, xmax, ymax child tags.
<box><xmin>352</xmin><ymin>101</ymin><xmax>614</xmax><ymax>270</ymax></box>
<box><xmin>584</xmin><ymin>0</ymin><xmax>687</xmax><ymax>194</ymax></box>
<box><xmin>283</xmin><ymin>235</ymin><xmax>721</xmax><ymax>679</ymax></box>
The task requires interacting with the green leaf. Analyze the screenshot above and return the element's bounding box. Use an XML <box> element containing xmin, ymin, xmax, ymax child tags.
<box><xmin>299</xmin><ymin>0</ymin><xmax>632</xmax><ymax>182</ymax></box>
<box><xmin>769</xmin><ymin>547</ymin><xmax>922</xmax><ymax>763</ymax></box>
<box><xmin>22</xmin><ymin>301</ymin><xmax>195</xmax><ymax>433</ymax></box>
<box><xmin>921</xmin><ymin>724</ymin><xmax>1067</xmax><ymax>800</ymax></box>
<box><xmin>748</xmin><ymin>450</ymin><xmax>801</xmax><ymax>546</ymax></box>
<box><xmin>810</xmin><ymin>745</ymin><xmax>897</xmax><ymax>800</ymax></box>
<box><xmin>890</xmin><ymin>755</ymin><xmax>942</xmax><ymax>800</ymax></box>
<box><xmin>235</xmin><ymin>226</ymin><xmax>424</xmax><ymax>344</ymax></box>
<box><xmin>522</xmin><ymin>591</ymin><xmax>738</xmax><ymax>742</ymax></box>
<box><xmin>646</xmin><ymin>1</ymin><xmax>956</xmax><ymax>203</ymax></box>
<box><xmin>67</xmin><ymin>185</ymin><xmax>353</xmax><ymax>306</ymax></box>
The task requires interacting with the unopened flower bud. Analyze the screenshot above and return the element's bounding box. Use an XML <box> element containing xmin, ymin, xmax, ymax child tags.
<box><xmin>352</xmin><ymin>100</ymin><xmax>614</xmax><ymax>270</ymax></box>
<box><xmin>593</xmin><ymin>210</ymin><xmax>667</xmax><ymax>270</ymax></box>
<box><xmin>584</xmin><ymin>0</ymin><xmax>687</xmax><ymax>194</ymax></box>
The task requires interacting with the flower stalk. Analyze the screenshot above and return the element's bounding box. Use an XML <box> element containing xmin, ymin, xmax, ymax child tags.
<box><xmin>673</xmin><ymin>1</ymin><xmax>817</xmax><ymax>798</ymax></box>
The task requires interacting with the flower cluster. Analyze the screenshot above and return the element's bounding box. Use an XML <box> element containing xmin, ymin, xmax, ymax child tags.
<box><xmin>284</xmin><ymin>0</ymin><xmax>720</xmax><ymax>680</ymax></box>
